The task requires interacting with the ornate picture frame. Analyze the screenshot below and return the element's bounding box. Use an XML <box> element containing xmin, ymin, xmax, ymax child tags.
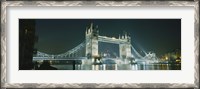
<box><xmin>1</xmin><ymin>0</ymin><xmax>199</xmax><ymax>89</ymax></box>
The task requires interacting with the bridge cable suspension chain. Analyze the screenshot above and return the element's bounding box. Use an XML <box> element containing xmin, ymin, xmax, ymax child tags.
<box><xmin>35</xmin><ymin>40</ymin><xmax>87</xmax><ymax>58</ymax></box>
<box><xmin>56</xmin><ymin>40</ymin><xmax>86</xmax><ymax>58</ymax></box>
<box><xmin>36</xmin><ymin>51</ymin><xmax>51</xmax><ymax>57</ymax></box>
<box><xmin>131</xmin><ymin>45</ymin><xmax>143</xmax><ymax>59</ymax></box>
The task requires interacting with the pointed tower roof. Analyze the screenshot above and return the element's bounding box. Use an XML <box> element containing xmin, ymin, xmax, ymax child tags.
<box><xmin>90</xmin><ymin>23</ymin><xmax>93</xmax><ymax>29</ymax></box>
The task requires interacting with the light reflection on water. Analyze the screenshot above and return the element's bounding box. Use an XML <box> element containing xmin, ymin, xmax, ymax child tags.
<box><xmin>37</xmin><ymin>59</ymin><xmax>181</xmax><ymax>70</ymax></box>
<box><xmin>48</xmin><ymin>60</ymin><xmax>181</xmax><ymax>70</ymax></box>
<box><xmin>57</xmin><ymin>63</ymin><xmax>181</xmax><ymax>70</ymax></box>
<box><xmin>128</xmin><ymin>64</ymin><xmax>180</xmax><ymax>70</ymax></box>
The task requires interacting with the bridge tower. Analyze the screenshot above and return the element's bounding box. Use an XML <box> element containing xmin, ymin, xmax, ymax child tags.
<box><xmin>119</xmin><ymin>33</ymin><xmax>132</xmax><ymax>59</ymax></box>
<box><xmin>85</xmin><ymin>23</ymin><xmax>99</xmax><ymax>59</ymax></box>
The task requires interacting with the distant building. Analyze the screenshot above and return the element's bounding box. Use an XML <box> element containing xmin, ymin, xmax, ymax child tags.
<box><xmin>19</xmin><ymin>19</ymin><xmax>37</xmax><ymax>70</ymax></box>
<box><xmin>160</xmin><ymin>49</ymin><xmax>181</xmax><ymax>63</ymax></box>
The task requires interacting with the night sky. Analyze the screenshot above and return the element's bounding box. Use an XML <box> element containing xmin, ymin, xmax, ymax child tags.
<box><xmin>34</xmin><ymin>19</ymin><xmax>181</xmax><ymax>57</ymax></box>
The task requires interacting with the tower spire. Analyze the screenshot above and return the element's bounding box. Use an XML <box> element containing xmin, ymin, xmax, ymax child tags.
<box><xmin>85</xmin><ymin>27</ymin><xmax>87</xmax><ymax>34</ymax></box>
<box><xmin>90</xmin><ymin>23</ymin><xmax>93</xmax><ymax>29</ymax></box>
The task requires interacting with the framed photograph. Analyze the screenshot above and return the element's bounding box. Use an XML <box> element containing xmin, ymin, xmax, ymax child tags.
<box><xmin>1</xmin><ymin>0</ymin><xmax>199</xmax><ymax>89</ymax></box>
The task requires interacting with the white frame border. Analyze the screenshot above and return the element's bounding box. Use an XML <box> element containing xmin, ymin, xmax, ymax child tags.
<box><xmin>1</xmin><ymin>1</ymin><xmax>199</xmax><ymax>89</ymax></box>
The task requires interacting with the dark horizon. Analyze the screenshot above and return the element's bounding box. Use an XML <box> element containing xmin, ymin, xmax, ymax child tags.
<box><xmin>31</xmin><ymin>19</ymin><xmax>181</xmax><ymax>57</ymax></box>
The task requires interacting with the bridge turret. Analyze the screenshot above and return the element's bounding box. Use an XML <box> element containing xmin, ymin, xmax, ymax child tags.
<box><xmin>85</xmin><ymin>23</ymin><xmax>99</xmax><ymax>61</ymax></box>
<box><xmin>122</xmin><ymin>35</ymin><xmax>125</xmax><ymax>39</ymax></box>
<box><xmin>90</xmin><ymin>23</ymin><xmax>93</xmax><ymax>28</ymax></box>
<box><xmin>127</xmin><ymin>35</ymin><xmax>131</xmax><ymax>43</ymax></box>
<box><xmin>90</xmin><ymin>23</ymin><xmax>93</xmax><ymax>32</ymax></box>
<box><xmin>89</xmin><ymin>28</ymin><xmax>91</xmax><ymax>33</ymax></box>
<box><xmin>119</xmin><ymin>32</ymin><xmax>132</xmax><ymax>60</ymax></box>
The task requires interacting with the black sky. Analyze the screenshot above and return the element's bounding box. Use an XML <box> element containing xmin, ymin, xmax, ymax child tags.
<box><xmin>34</xmin><ymin>19</ymin><xmax>181</xmax><ymax>57</ymax></box>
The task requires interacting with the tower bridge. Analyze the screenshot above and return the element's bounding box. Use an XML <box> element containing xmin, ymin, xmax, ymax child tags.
<box><xmin>33</xmin><ymin>23</ymin><xmax>158</xmax><ymax>64</ymax></box>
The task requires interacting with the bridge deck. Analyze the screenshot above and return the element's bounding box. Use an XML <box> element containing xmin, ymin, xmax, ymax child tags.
<box><xmin>33</xmin><ymin>57</ymin><xmax>87</xmax><ymax>60</ymax></box>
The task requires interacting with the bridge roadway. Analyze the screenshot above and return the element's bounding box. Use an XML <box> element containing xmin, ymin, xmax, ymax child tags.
<box><xmin>33</xmin><ymin>57</ymin><xmax>87</xmax><ymax>61</ymax></box>
<box><xmin>33</xmin><ymin>57</ymin><xmax>121</xmax><ymax>61</ymax></box>
<box><xmin>33</xmin><ymin>57</ymin><xmax>122</xmax><ymax>65</ymax></box>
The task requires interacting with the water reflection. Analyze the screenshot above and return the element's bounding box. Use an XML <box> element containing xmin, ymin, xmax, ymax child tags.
<box><xmin>131</xmin><ymin>64</ymin><xmax>181</xmax><ymax>70</ymax></box>
<box><xmin>34</xmin><ymin>60</ymin><xmax>181</xmax><ymax>70</ymax></box>
<box><xmin>90</xmin><ymin>63</ymin><xmax>181</xmax><ymax>70</ymax></box>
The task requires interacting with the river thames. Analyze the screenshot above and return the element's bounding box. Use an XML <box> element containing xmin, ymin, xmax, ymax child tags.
<box><xmin>48</xmin><ymin>63</ymin><xmax>181</xmax><ymax>70</ymax></box>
